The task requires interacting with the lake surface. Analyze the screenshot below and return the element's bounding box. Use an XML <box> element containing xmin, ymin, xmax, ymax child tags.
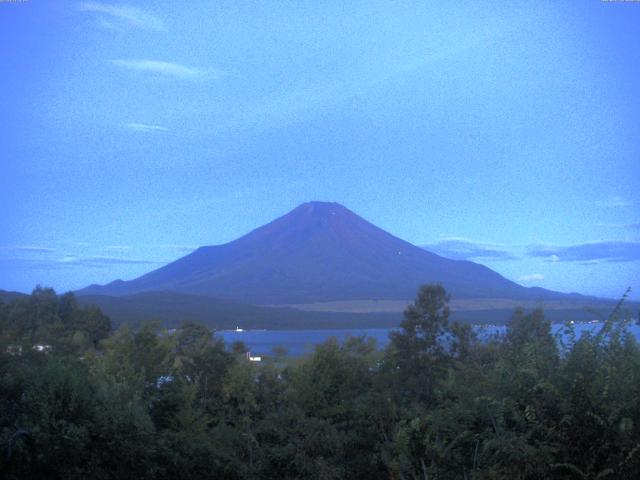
<box><xmin>218</xmin><ymin>322</ymin><xmax>640</xmax><ymax>357</ymax></box>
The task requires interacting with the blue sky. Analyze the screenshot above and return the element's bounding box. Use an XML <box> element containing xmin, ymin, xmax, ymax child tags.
<box><xmin>1</xmin><ymin>1</ymin><xmax>639</xmax><ymax>300</ymax></box>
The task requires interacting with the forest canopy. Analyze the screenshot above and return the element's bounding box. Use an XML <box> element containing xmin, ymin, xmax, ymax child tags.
<box><xmin>1</xmin><ymin>285</ymin><xmax>639</xmax><ymax>479</ymax></box>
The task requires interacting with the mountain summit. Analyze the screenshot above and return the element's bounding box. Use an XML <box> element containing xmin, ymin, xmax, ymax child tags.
<box><xmin>79</xmin><ymin>202</ymin><xmax>562</xmax><ymax>304</ymax></box>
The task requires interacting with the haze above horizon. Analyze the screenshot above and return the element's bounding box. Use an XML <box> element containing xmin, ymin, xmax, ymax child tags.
<box><xmin>1</xmin><ymin>1</ymin><xmax>639</xmax><ymax>300</ymax></box>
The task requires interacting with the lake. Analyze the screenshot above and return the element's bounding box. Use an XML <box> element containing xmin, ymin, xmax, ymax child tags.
<box><xmin>218</xmin><ymin>322</ymin><xmax>640</xmax><ymax>357</ymax></box>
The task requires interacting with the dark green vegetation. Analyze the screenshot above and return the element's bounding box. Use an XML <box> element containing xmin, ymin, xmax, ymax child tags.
<box><xmin>1</xmin><ymin>286</ymin><xmax>639</xmax><ymax>479</ymax></box>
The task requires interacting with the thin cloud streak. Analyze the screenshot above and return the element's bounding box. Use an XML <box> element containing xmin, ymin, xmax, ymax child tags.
<box><xmin>593</xmin><ymin>195</ymin><xmax>632</xmax><ymax>208</ymax></box>
<box><xmin>124</xmin><ymin>123</ymin><xmax>169</xmax><ymax>132</ymax></box>
<box><xmin>150</xmin><ymin>244</ymin><xmax>199</xmax><ymax>252</ymax></box>
<box><xmin>595</xmin><ymin>221</ymin><xmax>640</xmax><ymax>230</ymax></box>
<box><xmin>519</xmin><ymin>273</ymin><xmax>544</xmax><ymax>282</ymax></box>
<box><xmin>0</xmin><ymin>246</ymin><xmax>56</xmax><ymax>253</ymax></box>
<box><xmin>59</xmin><ymin>256</ymin><xmax>167</xmax><ymax>267</ymax></box>
<box><xmin>528</xmin><ymin>241</ymin><xmax>640</xmax><ymax>263</ymax></box>
<box><xmin>423</xmin><ymin>237</ymin><xmax>518</xmax><ymax>261</ymax></box>
<box><xmin>0</xmin><ymin>256</ymin><xmax>165</xmax><ymax>272</ymax></box>
<box><xmin>79</xmin><ymin>2</ymin><xmax>166</xmax><ymax>31</ymax></box>
<box><xmin>111</xmin><ymin>59</ymin><xmax>226</xmax><ymax>81</ymax></box>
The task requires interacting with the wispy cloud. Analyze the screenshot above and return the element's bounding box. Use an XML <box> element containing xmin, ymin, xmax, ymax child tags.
<box><xmin>124</xmin><ymin>123</ymin><xmax>168</xmax><ymax>133</ymax></box>
<box><xmin>595</xmin><ymin>221</ymin><xmax>640</xmax><ymax>230</ymax></box>
<box><xmin>518</xmin><ymin>273</ymin><xmax>544</xmax><ymax>282</ymax></box>
<box><xmin>79</xmin><ymin>2</ymin><xmax>166</xmax><ymax>31</ymax></box>
<box><xmin>528</xmin><ymin>241</ymin><xmax>640</xmax><ymax>263</ymax></box>
<box><xmin>593</xmin><ymin>195</ymin><xmax>632</xmax><ymax>208</ymax></box>
<box><xmin>105</xmin><ymin>245</ymin><xmax>133</xmax><ymax>251</ymax></box>
<box><xmin>59</xmin><ymin>255</ymin><xmax>166</xmax><ymax>267</ymax></box>
<box><xmin>423</xmin><ymin>237</ymin><xmax>518</xmax><ymax>261</ymax></box>
<box><xmin>1</xmin><ymin>252</ymin><xmax>166</xmax><ymax>269</ymax></box>
<box><xmin>0</xmin><ymin>246</ymin><xmax>55</xmax><ymax>253</ymax></box>
<box><xmin>150</xmin><ymin>244</ymin><xmax>198</xmax><ymax>253</ymax></box>
<box><xmin>111</xmin><ymin>59</ymin><xmax>226</xmax><ymax>81</ymax></box>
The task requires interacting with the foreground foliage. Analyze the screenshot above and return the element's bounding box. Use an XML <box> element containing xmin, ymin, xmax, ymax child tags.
<box><xmin>1</xmin><ymin>285</ymin><xmax>639</xmax><ymax>479</ymax></box>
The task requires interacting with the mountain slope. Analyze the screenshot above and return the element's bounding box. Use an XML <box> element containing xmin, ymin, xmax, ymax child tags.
<box><xmin>78</xmin><ymin>201</ymin><xmax>575</xmax><ymax>304</ymax></box>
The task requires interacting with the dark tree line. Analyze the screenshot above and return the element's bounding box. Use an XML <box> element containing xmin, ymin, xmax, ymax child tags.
<box><xmin>1</xmin><ymin>285</ymin><xmax>639</xmax><ymax>479</ymax></box>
